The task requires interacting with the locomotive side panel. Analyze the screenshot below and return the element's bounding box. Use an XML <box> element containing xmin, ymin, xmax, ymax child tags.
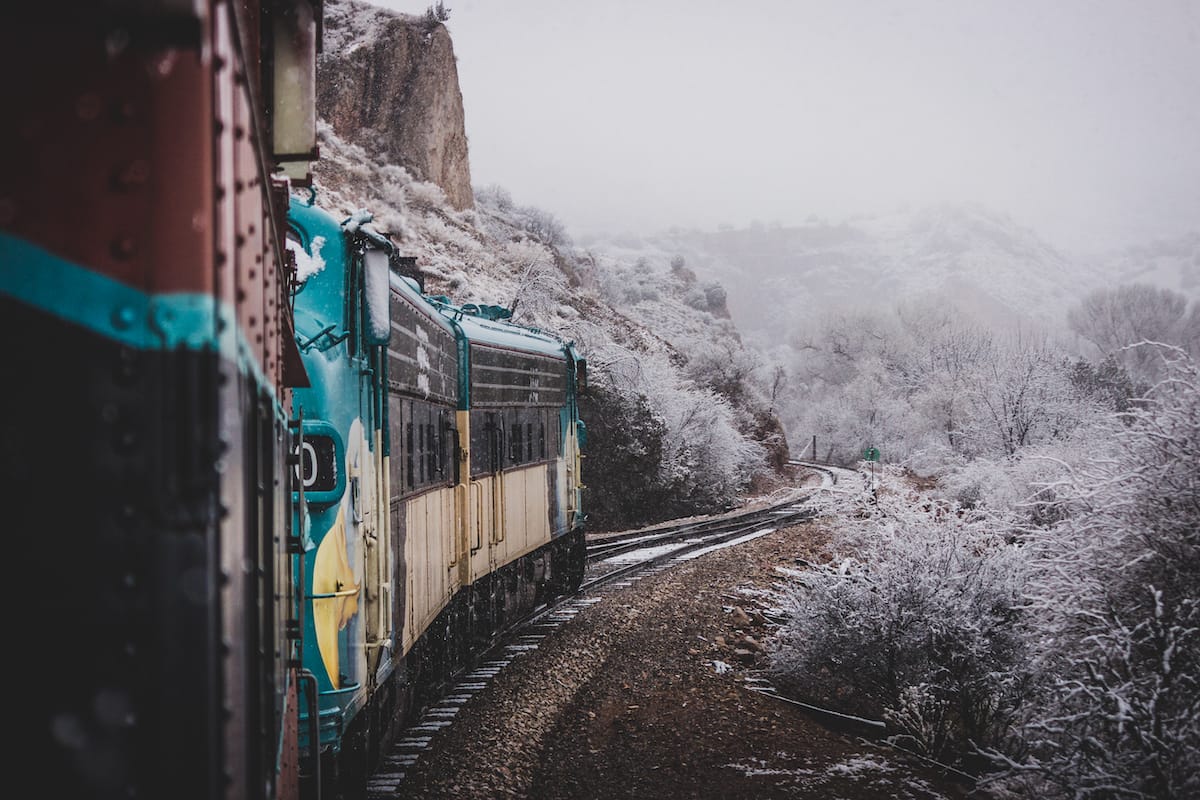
<box><xmin>464</xmin><ymin>342</ymin><xmax>570</xmax><ymax>583</ymax></box>
<box><xmin>400</xmin><ymin>486</ymin><xmax>459</xmax><ymax>653</ymax></box>
<box><xmin>385</xmin><ymin>280</ymin><xmax>461</xmax><ymax>654</ymax></box>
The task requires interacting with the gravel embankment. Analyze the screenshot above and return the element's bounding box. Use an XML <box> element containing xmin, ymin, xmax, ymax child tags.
<box><xmin>395</xmin><ymin>512</ymin><xmax>975</xmax><ymax>799</ymax></box>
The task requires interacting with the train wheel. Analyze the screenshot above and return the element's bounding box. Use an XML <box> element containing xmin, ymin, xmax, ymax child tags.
<box><xmin>328</xmin><ymin>726</ymin><xmax>368</xmax><ymax>800</ymax></box>
<box><xmin>568</xmin><ymin>530</ymin><xmax>586</xmax><ymax>592</ymax></box>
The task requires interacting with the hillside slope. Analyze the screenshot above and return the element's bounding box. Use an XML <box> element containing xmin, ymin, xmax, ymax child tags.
<box><xmin>308</xmin><ymin>0</ymin><xmax>790</xmax><ymax>529</ymax></box>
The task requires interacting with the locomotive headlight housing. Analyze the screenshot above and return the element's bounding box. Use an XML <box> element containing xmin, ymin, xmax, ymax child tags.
<box><xmin>271</xmin><ymin>0</ymin><xmax>321</xmax><ymax>185</ymax></box>
<box><xmin>294</xmin><ymin>420</ymin><xmax>344</xmax><ymax>506</ymax></box>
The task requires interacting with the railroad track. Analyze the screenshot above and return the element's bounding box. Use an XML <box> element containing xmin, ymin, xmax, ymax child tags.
<box><xmin>582</xmin><ymin>498</ymin><xmax>815</xmax><ymax>586</ymax></box>
<box><xmin>367</xmin><ymin>465</ymin><xmax>849</xmax><ymax>797</ymax></box>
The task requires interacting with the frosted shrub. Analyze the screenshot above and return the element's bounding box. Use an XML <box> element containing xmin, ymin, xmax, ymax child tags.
<box><xmin>886</xmin><ymin>683</ymin><xmax>951</xmax><ymax>758</ymax></box>
<box><xmin>999</xmin><ymin>349</ymin><xmax>1200</xmax><ymax>798</ymax></box>
<box><xmin>769</xmin><ymin>480</ymin><xmax>1029</xmax><ymax>764</ymax></box>
<box><xmin>516</xmin><ymin>205</ymin><xmax>569</xmax><ymax>248</ymax></box>
<box><xmin>474</xmin><ymin>183</ymin><xmax>513</xmax><ymax>213</ymax></box>
<box><xmin>405</xmin><ymin>180</ymin><xmax>448</xmax><ymax>210</ymax></box>
<box><xmin>935</xmin><ymin>446</ymin><xmax>1078</xmax><ymax>530</ymax></box>
<box><xmin>639</xmin><ymin>353</ymin><xmax>764</xmax><ymax>509</ymax></box>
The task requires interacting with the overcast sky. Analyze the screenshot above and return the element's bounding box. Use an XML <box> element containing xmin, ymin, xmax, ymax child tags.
<box><xmin>370</xmin><ymin>0</ymin><xmax>1199</xmax><ymax>252</ymax></box>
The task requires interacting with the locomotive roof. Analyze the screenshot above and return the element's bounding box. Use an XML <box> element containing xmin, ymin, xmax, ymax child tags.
<box><xmin>289</xmin><ymin>197</ymin><xmax>574</xmax><ymax>362</ymax></box>
<box><xmin>435</xmin><ymin>301</ymin><xmax>570</xmax><ymax>360</ymax></box>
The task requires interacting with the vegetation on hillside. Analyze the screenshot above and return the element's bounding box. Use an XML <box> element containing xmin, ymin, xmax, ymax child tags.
<box><xmin>311</xmin><ymin>124</ymin><xmax>790</xmax><ymax>533</ymax></box>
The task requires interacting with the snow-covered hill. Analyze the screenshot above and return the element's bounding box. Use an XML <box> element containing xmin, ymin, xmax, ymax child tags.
<box><xmin>580</xmin><ymin>205</ymin><xmax>1198</xmax><ymax>348</ymax></box>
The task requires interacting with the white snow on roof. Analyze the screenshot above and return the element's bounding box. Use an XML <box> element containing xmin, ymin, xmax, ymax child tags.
<box><xmin>452</xmin><ymin>311</ymin><xmax>568</xmax><ymax>359</ymax></box>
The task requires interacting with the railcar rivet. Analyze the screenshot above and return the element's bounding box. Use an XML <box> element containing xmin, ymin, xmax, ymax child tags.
<box><xmin>104</xmin><ymin>28</ymin><xmax>129</xmax><ymax>58</ymax></box>
<box><xmin>110</xmin><ymin>236</ymin><xmax>137</xmax><ymax>260</ymax></box>
<box><xmin>76</xmin><ymin>93</ymin><xmax>102</xmax><ymax>121</ymax></box>
<box><xmin>112</xmin><ymin>160</ymin><xmax>150</xmax><ymax>191</ymax></box>
<box><xmin>111</xmin><ymin>306</ymin><xmax>137</xmax><ymax>330</ymax></box>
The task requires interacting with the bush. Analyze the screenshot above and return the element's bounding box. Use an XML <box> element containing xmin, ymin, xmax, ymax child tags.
<box><xmin>1001</xmin><ymin>349</ymin><xmax>1200</xmax><ymax>798</ymax></box>
<box><xmin>769</xmin><ymin>478</ymin><xmax>1030</xmax><ymax>766</ymax></box>
<box><xmin>576</xmin><ymin>383</ymin><xmax>672</xmax><ymax>531</ymax></box>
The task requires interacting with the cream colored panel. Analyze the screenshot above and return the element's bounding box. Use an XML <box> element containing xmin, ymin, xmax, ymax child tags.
<box><xmin>402</xmin><ymin>487</ymin><xmax>457</xmax><ymax>652</ymax></box>
<box><xmin>469</xmin><ymin>477</ymin><xmax>494</xmax><ymax>581</ymax></box>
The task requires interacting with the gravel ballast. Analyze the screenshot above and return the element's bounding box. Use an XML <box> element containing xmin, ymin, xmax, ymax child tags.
<box><xmin>393</xmin><ymin>514</ymin><xmax>974</xmax><ymax>799</ymax></box>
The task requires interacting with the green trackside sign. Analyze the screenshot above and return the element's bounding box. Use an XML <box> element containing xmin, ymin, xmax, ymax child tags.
<box><xmin>864</xmin><ymin>447</ymin><xmax>880</xmax><ymax>462</ymax></box>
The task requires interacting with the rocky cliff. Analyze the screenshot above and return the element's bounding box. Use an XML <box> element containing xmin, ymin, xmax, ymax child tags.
<box><xmin>318</xmin><ymin>0</ymin><xmax>473</xmax><ymax>210</ymax></box>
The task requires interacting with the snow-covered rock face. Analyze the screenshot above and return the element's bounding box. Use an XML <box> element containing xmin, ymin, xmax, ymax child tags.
<box><xmin>318</xmin><ymin>0</ymin><xmax>473</xmax><ymax>211</ymax></box>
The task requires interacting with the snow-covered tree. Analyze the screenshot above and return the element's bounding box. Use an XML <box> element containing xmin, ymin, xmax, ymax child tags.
<box><xmin>996</xmin><ymin>348</ymin><xmax>1200</xmax><ymax>799</ymax></box>
<box><xmin>769</xmin><ymin>473</ymin><xmax>1030</xmax><ymax>765</ymax></box>
<box><xmin>1067</xmin><ymin>283</ymin><xmax>1198</xmax><ymax>385</ymax></box>
<box><xmin>958</xmin><ymin>333</ymin><xmax>1083</xmax><ymax>458</ymax></box>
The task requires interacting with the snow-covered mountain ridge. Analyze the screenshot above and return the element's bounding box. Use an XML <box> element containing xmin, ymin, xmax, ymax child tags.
<box><xmin>581</xmin><ymin>204</ymin><xmax>1200</xmax><ymax>347</ymax></box>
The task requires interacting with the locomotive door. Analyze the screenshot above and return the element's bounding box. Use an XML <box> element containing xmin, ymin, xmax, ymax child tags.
<box><xmin>469</xmin><ymin>411</ymin><xmax>506</xmax><ymax>570</ymax></box>
<box><xmin>358</xmin><ymin>246</ymin><xmax>392</xmax><ymax>680</ymax></box>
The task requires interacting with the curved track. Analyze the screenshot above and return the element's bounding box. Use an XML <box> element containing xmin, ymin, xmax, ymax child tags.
<box><xmin>366</xmin><ymin>464</ymin><xmax>853</xmax><ymax>797</ymax></box>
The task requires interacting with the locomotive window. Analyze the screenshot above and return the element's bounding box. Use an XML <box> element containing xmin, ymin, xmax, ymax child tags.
<box><xmin>393</xmin><ymin>398</ymin><xmax>456</xmax><ymax>495</ymax></box>
<box><xmin>440</xmin><ymin>412</ymin><xmax>454</xmax><ymax>479</ymax></box>
<box><xmin>526</xmin><ymin>423</ymin><xmax>533</xmax><ymax>462</ymax></box>
<box><xmin>470</xmin><ymin>411</ymin><xmax>499</xmax><ymax>476</ymax></box>
<box><xmin>510</xmin><ymin>422</ymin><xmax>523</xmax><ymax>465</ymax></box>
<box><xmin>405</xmin><ymin>422</ymin><xmax>414</xmax><ymax>489</ymax></box>
<box><xmin>538</xmin><ymin>421</ymin><xmax>546</xmax><ymax>460</ymax></box>
<box><xmin>420</xmin><ymin>422</ymin><xmax>429</xmax><ymax>484</ymax></box>
<box><xmin>425</xmin><ymin>422</ymin><xmax>436</xmax><ymax>479</ymax></box>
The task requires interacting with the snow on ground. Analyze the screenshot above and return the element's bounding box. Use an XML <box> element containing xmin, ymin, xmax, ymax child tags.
<box><xmin>676</xmin><ymin>528</ymin><xmax>775</xmax><ymax>561</ymax></box>
<box><xmin>601</xmin><ymin>540</ymin><xmax>702</xmax><ymax>564</ymax></box>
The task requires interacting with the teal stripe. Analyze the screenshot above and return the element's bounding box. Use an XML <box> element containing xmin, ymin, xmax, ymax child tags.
<box><xmin>1</xmin><ymin>232</ymin><xmax>286</xmax><ymax>414</ymax></box>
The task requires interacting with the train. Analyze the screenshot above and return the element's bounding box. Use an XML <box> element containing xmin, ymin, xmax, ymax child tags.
<box><xmin>285</xmin><ymin>197</ymin><xmax>588</xmax><ymax>797</ymax></box>
<box><xmin>1</xmin><ymin>2</ymin><xmax>587</xmax><ymax>799</ymax></box>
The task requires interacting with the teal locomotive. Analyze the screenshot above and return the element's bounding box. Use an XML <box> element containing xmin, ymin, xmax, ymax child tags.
<box><xmin>2</xmin><ymin>4</ymin><xmax>587</xmax><ymax>798</ymax></box>
<box><xmin>287</xmin><ymin>198</ymin><xmax>587</xmax><ymax>797</ymax></box>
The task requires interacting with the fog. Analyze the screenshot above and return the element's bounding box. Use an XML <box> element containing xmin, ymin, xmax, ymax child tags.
<box><xmin>371</xmin><ymin>0</ymin><xmax>1199</xmax><ymax>252</ymax></box>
